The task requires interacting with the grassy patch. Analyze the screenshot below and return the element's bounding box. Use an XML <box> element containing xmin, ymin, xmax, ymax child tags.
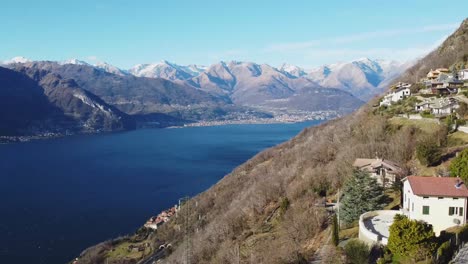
<box><xmin>339</xmin><ymin>225</ymin><xmax>359</xmax><ymax>240</ymax></box>
<box><xmin>384</xmin><ymin>189</ymin><xmax>401</xmax><ymax>210</ymax></box>
<box><xmin>392</xmin><ymin>253</ymin><xmax>432</xmax><ymax>264</ymax></box>
<box><xmin>448</xmin><ymin>131</ymin><xmax>468</xmax><ymax>146</ymax></box>
<box><xmin>389</xmin><ymin>117</ymin><xmax>441</xmax><ymax>134</ymax></box>
<box><xmin>106</xmin><ymin>241</ymin><xmax>152</xmax><ymax>262</ymax></box>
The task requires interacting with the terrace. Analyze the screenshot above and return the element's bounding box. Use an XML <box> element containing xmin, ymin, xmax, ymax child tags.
<box><xmin>359</xmin><ymin>210</ymin><xmax>400</xmax><ymax>245</ymax></box>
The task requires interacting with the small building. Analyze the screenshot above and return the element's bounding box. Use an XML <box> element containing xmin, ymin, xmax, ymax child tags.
<box><xmin>402</xmin><ymin>176</ymin><xmax>468</xmax><ymax>235</ymax></box>
<box><xmin>415</xmin><ymin>97</ymin><xmax>459</xmax><ymax>116</ymax></box>
<box><xmin>353</xmin><ymin>158</ymin><xmax>403</xmax><ymax>187</ymax></box>
<box><xmin>380</xmin><ymin>87</ymin><xmax>411</xmax><ymax>107</ymax></box>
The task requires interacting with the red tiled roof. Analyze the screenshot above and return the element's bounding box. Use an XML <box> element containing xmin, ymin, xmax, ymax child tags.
<box><xmin>404</xmin><ymin>176</ymin><xmax>468</xmax><ymax>197</ymax></box>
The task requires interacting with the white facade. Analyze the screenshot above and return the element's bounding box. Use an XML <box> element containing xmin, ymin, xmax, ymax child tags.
<box><xmin>403</xmin><ymin>179</ymin><xmax>467</xmax><ymax>235</ymax></box>
<box><xmin>380</xmin><ymin>88</ymin><xmax>411</xmax><ymax>106</ymax></box>
<box><xmin>459</xmin><ymin>69</ymin><xmax>468</xmax><ymax>81</ymax></box>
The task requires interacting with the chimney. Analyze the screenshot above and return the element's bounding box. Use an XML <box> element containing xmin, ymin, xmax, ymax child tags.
<box><xmin>455</xmin><ymin>178</ymin><xmax>463</xmax><ymax>189</ymax></box>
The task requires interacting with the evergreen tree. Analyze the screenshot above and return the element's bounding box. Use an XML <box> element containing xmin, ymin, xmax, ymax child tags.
<box><xmin>341</xmin><ymin>170</ymin><xmax>386</xmax><ymax>224</ymax></box>
<box><xmin>332</xmin><ymin>213</ymin><xmax>339</xmax><ymax>246</ymax></box>
<box><xmin>450</xmin><ymin>148</ymin><xmax>468</xmax><ymax>182</ymax></box>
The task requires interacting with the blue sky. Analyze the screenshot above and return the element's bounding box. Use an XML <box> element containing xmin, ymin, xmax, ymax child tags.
<box><xmin>1</xmin><ymin>0</ymin><xmax>467</xmax><ymax>69</ymax></box>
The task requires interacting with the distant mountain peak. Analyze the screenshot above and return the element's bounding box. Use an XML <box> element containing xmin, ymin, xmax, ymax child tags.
<box><xmin>5</xmin><ymin>56</ymin><xmax>31</xmax><ymax>64</ymax></box>
<box><xmin>60</xmin><ymin>58</ymin><xmax>90</xmax><ymax>66</ymax></box>
<box><xmin>94</xmin><ymin>61</ymin><xmax>129</xmax><ymax>76</ymax></box>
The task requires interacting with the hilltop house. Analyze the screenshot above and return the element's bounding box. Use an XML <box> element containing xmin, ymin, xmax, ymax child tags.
<box><xmin>380</xmin><ymin>85</ymin><xmax>411</xmax><ymax>106</ymax></box>
<box><xmin>402</xmin><ymin>176</ymin><xmax>468</xmax><ymax>235</ymax></box>
<box><xmin>427</xmin><ymin>68</ymin><xmax>450</xmax><ymax>80</ymax></box>
<box><xmin>353</xmin><ymin>158</ymin><xmax>403</xmax><ymax>187</ymax></box>
<box><xmin>415</xmin><ymin>97</ymin><xmax>459</xmax><ymax>116</ymax></box>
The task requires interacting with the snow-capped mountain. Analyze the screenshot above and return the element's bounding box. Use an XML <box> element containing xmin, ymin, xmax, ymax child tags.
<box><xmin>279</xmin><ymin>63</ymin><xmax>307</xmax><ymax>78</ymax></box>
<box><xmin>60</xmin><ymin>58</ymin><xmax>90</xmax><ymax>66</ymax></box>
<box><xmin>3</xmin><ymin>56</ymin><xmax>31</xmax><ymax>64</ymax></box>
<box><xmin>126</xmin><ymin>58</ymin><xmax>409</xmax><ymax>100</ymax></box>
<box><xmin>129</xmin><ymin>61</ymin><xmax>202</xmax><ymax>81</ymax></box>
<box><xmin>2</xmin><ymin>56</ymin><xmax>408</xmax><ymax>101</ymax></box>
<box><xmin>307</xmin><ymin>58</ymin><xmax>412</xmax><ymax>100</ymax></box>
<box><xmin>95</xmin><ymin>62</ymin><xmax>129</xmax><ymax>76</ymax></box>
<box><xmin>186</xmin><ymin>61</ymin><xmax>322</xmax><ymax>105</ymax></box>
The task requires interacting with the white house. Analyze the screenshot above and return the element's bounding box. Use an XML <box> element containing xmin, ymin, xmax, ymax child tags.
<box><xmin>353</xmin><ymin>158</ymin><xmax>403</xmax><ymax>187</ymax></box>
<box><xmin>459</xmin><ymin>69</ymin><xmax>468</xmax><ymax>81</ymax></box>
<box><xmin>380</xmin><ymin>87</ymin><xmax>411</xmax><ymax>107</ymax></box>
<box><xmin>402</xmin><ymin>176</ymin><xmax>468</xmax><ymax>235</ymax></box>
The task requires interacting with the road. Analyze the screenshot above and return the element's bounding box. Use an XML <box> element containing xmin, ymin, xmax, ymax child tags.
<box><xmin>139</xmin><ymin>248</ymin><xmax>167</xmax><ymax>264</ymax></box>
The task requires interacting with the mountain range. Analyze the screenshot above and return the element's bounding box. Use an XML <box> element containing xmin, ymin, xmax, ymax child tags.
<box><xmin>2</xmin><ymin>57</ymin><xmax>410</xmax><ymax>101</ymax></box>
<box><xmin>0</xmin><ymin>56</ymin><xmax>409</xmax><ymax>138</ymax></box>
<box><xmin>126</xmin><ymin>58</ymin><xmax>411</xmax><ymax>101</ymax></box>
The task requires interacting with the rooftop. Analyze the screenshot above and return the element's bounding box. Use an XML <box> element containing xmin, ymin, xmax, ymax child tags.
<box><xmin>404</xmin><ymin>176</ymin><xmax>468</xmax><ymax>198</ymax></box>
<box><xmin>416</xmin><ymin>97</ymin><xmax>457</xmax><ymax>109</ymax></box>
<box><xmin>353</xmin><ymin>158</ymin><xmax>402</xmax><ymax>173</ymax></box>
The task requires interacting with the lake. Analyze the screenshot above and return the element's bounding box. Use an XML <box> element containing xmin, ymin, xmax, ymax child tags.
<box><xmin>0</xmin><ymin>121</ymin><xmax>321</xmax><ymax>264</ymax></box>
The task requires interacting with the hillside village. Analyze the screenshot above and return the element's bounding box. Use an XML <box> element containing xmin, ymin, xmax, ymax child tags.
<box><xmin>342</xmin><ymin>66</ymin><xmax>468</xmax><ymax>263</ymax></box>
<box><xmin>379</xmin><ymin>67</ymin><xmax>467</xmax><ymax>121</ymax></box>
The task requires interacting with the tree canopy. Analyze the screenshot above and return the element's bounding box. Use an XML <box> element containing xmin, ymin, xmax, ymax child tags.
<box><xmin>450</xmin><ymin>148</ymin><xmax>468</xmax><ymax>182</ymax></box>
<box><xmin>387</xmin><ymin>214</ymin><xmax>436</xmax><ymax>261</ymax></box>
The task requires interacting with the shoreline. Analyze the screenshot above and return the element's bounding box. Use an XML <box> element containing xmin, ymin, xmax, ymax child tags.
<box><xmin>1</xmin><ymin>116</ymin><xmax>335</xmax><ymax>144</ymax></box>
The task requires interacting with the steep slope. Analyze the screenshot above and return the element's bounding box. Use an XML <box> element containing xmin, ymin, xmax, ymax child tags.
<box><xmin>0</xmin><ymin>66</ymin><xmax>135</xmax><ymax>136</ymax></box>
<box><xmin>399</xmin><ymin>18</ymin><xmax>468</xmax><ymax>83</ymax></box>
<box><xmin>0</xmin><ymin>67</ymin><xmax>56</xmax><ymax>135</ymax></box>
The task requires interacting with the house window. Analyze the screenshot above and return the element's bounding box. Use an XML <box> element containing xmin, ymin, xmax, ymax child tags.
<box><xmin>423</xmin><ymin>197</ymin><xmax>429</xmax><ymax>199</ymax></box>
<box><xmin>423</xmin><ymin>206</ymin><xmax>430</xmax><ymax>215</ymax></box>
<box><xmin>412</xmin><ymin>202</ymin><xmax>414</xmax><ymax>212</ymax></box>
<box><xmin>438</xmin><ymin>197</ymin><xmax>444</xmax><ymax>200</ymax></box>
<box><xmin>449</xmin><ymin>207</ymin><xmax>456</xmax><ymax>216</ymax></box>
<box><xmin>460</xmin><ymin>207</ymin><xmax>464</xmax><ymax>216</ymax></box>
<box><xmin>454</xmin><ymin>198</ymin><xmax>459</xmax><ymax>200</ymax></box>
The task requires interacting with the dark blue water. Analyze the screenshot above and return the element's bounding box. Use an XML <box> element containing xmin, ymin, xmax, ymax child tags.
<box><xmin>0</xmin><ymin>121</ymin><xmax>321</xmax><ymax>264</ymax></box>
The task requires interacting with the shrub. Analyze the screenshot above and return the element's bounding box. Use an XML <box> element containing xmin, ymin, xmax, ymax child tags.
<box><xmin>420</xmin><ymin>110</ymin><xmax>435</xmax><ymax>118</ymax></box>
<box><xmin>344</xmin><ymin>239</ymin><xmax>370</xmax><ymax>264</ymax></box>
<box><xmin>416</xmin><ymin>137</ymin><xmax>442</xmax><ymax>166</ymax></box>
<box><xmin>387</xmin><ymin>215</ymin><xmax>437</xmax><ymax>261</ymax></box>
<box><xmin>450</xmin><ymin>148</ymin><xmax>468</xmax><ymax>182</ymax></box>
<box><xmin>279</xmin><ymin>197</ymin><xmax>290</xmax><ymax>216</ymax></box>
